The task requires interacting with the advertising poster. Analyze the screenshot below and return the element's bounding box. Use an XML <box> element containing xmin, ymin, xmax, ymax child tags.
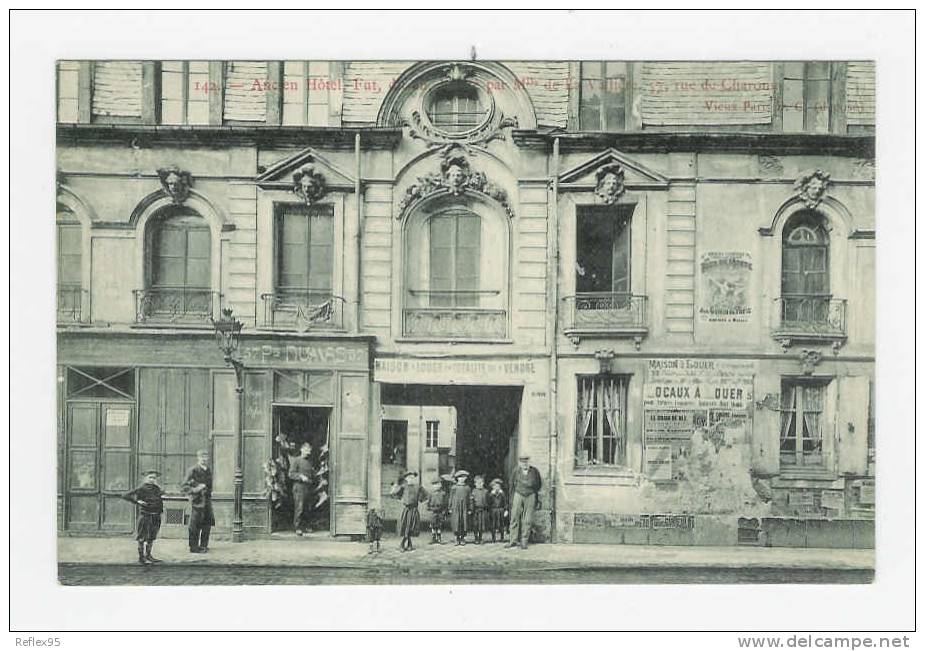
<box><xmin>699</xmin><ymin>251</ymin><xmax>753</xmax><ymax>324</ymax></box>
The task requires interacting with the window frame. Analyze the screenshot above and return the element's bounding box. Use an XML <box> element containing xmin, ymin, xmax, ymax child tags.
<box><xmin>779</xmin><ymin>61</ymin><xmax>837</xmax><ymax>133</ymax></box>
<box><xmin>779</xmin><ymin>378</ymin><xmax>830</xmax><ymax>468</ymax></box>
<box><xmin>575</xmin><ymin>204</ymin><xmax>632</xmax><ymax>298</ymax></box>
<box><xmin>273</xmin><ymin>203</ymin><xmax>336</xmax><ymax>303</ymax></box>
<box><xmin>575</xmin><ymin>374</ymin><xmax>630</xmax><ymax>468</ymax></box>
<box><xmin>578</xmin><ymin>61</ymin><xmax>629</xmax><ymax>132</ymax></box>
<box><xmin>425</xmin><ymin>420</ymin><xmax>439</xmax><ymax>450</ymax></box>
<box><xmin>424</xmin><ymin>81</ymin><xmax>491</xmax><ymax>136</ymax></box>
<box><xmin>146</xmin><ymin>210</ymin><xmax>212</xmax><ymax>292</ymax></box>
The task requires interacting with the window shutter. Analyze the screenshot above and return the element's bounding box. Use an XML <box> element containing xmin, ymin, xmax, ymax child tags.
<box><xmin>823</xmin><ymin>380</ymin><xmax>839</xmax><ymax>471</ymax></box>
<box><xmin>837</xmin><ymin>376</ymin><xmax>870</xmax><ymax>475</ymax></box>
<box><xmin>224</xmin><ymin>61</ymin><xmax>268</xmax><ymax>122</ymax></box>
<box><xmin>92</xmin><ymin>61</ymin><xmax>143</xmax><ymax>119</ymax></box>
<box><xmin>751</xmin><ymin>374</ymin><xmax>780</xmax><ymax>475</ymax></box>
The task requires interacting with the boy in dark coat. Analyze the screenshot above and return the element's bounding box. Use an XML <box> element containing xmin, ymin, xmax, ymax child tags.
<box><xmin>488</xmin><ymin>478</ymin><xmax>508</xmax><ymax>543</ymax></box>
<box><xmin>447</xmin><ymin>470</ymin><xmax>471</xmax><ymax>546</ymax></box>
<box><xmin>366</xmin><ymin>507</ymin><xmax>383</xmax><ymax>554</ymax></box>
<box><xmin>469</xmin><ymin>475</ymin><xmax>490</xmax><ymax>544</ymax></box>
<box><xmin>121</xmin><ymin>469</ymin><xmax>165</xmax><ymax>565</ymax></box>
<box><xmin>426</xmin><ymin>478</ymin><xmax>448</xmax><ymax>544</ymax></box>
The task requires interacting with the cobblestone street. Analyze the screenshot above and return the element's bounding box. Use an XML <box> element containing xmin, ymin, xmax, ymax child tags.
<box><xmin>57</xmin><ymin>535</ymin><xmax>874</xmax><ymax>585</ymax></box>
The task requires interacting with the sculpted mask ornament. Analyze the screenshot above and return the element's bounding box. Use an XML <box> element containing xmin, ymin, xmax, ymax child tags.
<box><xmin>292</xmin><ymin>163</ymin><xmax>327</xmax><ymax>205</ymax></box>
<box><xmin>594</xmin><ymin>164</ymin><xmax>626</xmax><ymax>205</ymax></box>
<box><xmin>397</xmin><ymin>150</ymin><xmax>514</xmax><ymax>219</ymax></box>
<box><xmin>157</xmin><ymin>167</ymin><xmax>192</xmax><ymax>205</ymax></box>
<box><xmin>799</xmin><ymin>349</ymin><xmax>823</xmax><ymax>375</ymax></box>
<box><xmin>794</xmin><ymin>169</ymin><xmax>831</xmax><ymax>209</ymax></box>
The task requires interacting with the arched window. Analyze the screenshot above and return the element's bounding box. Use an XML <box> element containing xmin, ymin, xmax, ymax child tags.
<box><xmin>403</xmin><ymin>201</ymin><xmax>508</xmax><ymax>340</ymax></box>
<box><xmin>781</xmin><ymin>210</ymin><xmax>830</xmax><ymax>326</ymax></box>
<box><xmin>425</xmin><ymin>83</ymin><xmax>489</xmax><ymax>134</ymax></box>
<box><xmin>140</xmin><ymin>207</ymin><xmax>212</xmax><ymax>321</ymax></box>
<box><xmin>428</xmin><ymin>209</ymin><xmax>481</xmax><ymax>307</ymax></box>
<box><xmin>57</xmin><ymin>204</ymin><xmax>84</xmax><ymax>322</ymax></box>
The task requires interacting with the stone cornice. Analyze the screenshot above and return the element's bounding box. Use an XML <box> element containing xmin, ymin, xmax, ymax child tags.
<box><xmin>514</xmin><ymin>130</ymin><xmax>875</xmax><ymax>158</ymax></box>
<box><xmin>56</xmin><ymin>124</ymin><xmax>404</xmax><ymax>149</ymax></box>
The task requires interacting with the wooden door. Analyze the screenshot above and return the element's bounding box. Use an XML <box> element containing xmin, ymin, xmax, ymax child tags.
<box><xmin>332</xmin><ymin>374</ymin><xmax>369</xmax><ymax>535</ymax></box>
<box><xmin>65</xmin><ymin>402</ymin><xmax>135</xmax><ymax>532</ymax></box>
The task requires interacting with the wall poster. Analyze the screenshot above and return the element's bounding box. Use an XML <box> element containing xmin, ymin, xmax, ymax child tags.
<box><xmin>699</xmin><ymin>251</ymin><xmax>753</xmax><ymax>324</ymax></box>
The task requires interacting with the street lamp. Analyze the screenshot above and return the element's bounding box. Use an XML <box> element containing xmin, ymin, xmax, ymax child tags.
<box><xmin>211</xmin><ymin>307</ymin><xmax>245</xmax><ymax>543</ymax></box>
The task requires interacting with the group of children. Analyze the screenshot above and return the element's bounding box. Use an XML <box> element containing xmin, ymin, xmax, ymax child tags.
<box><xmin>368</xmin><ymin>469</ymin><xmax>508</xmax><ymax>553</ymax></box>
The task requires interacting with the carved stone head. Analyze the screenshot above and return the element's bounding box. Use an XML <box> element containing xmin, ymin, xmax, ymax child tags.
<box><xmin>292</xmin><ymin>164</ymin><xmax>326</xmax><ymax>205</ymax></box>
<box><xmin>594</xmin><ymin>163</ymin><xmax>626</xmax><ymax>205</ymax></box>
<box><xmin>157</xmin><ymin>167</ymin><xmax>192</xmax><ymax>205</ymax></box>
<box><xmin>794</xmin><ymin>169</ymin><xmax>831</xmax><ymax>209</ymax></box>
<box><xmin>440</xmin><ymin>153</ymin><xmax>471</xmax><ymax>195</ymax></box>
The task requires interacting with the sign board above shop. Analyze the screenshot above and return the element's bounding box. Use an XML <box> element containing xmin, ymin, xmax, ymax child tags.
<box><xmin>374</xmin><ymin>357</ymin><xmax>542</xmax><ymax>385</ymax></box>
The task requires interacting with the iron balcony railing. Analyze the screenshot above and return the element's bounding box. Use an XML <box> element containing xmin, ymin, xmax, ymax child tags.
<box><xmin>261</xmin><ymin>290</ymin><xmax>345</xmax><ymax>331</ymax></box>
<box><xmin>773</xmin><ymin>296</ymin><xmax>847</xmax><ymax>337</ymax></box>
<box><xmin>134</xmin><ymin>287</ymin><xmax>218</xmax><ymax>324</ymax></box>
<box><xmin>57</xmin><ymin>284</ymin><xmax>87</xmax><ymax>324</ymax></box>
<box><xmin>561</xmin><ymin>292</ymin><xmax>649</xmax><ymax>333</ymax></box>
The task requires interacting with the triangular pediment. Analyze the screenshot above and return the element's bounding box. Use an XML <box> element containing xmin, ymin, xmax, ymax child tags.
<box><xmin>256</xmin><ymin>148</ymin><xmax>355</xmax><ymax>188</ymax></box>
<box><xmin>558</xmin><ymin>148</ymin><xmax>669</xmax><ymax>188</ymax></box>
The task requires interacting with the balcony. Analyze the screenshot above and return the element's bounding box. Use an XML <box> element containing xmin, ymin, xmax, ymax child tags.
<box><xmin>261</xmin><ymin>291</ymin><xmax>345</xmax><ymax>332</ymax></box>
<box><xmin>57</xmin><ymin>284</ymin><xmax>87</xmax><ymax>324</ymax></box>
<box><xmin>134</xmin><ymin>287</ymin><xmax>218</xmax><ymax>325</ymax></box>
<box><xmin>772</xmin><ymin>296</ymin><xmax>847</xmax><ymax>351</ymax></box>
<box><xmin>402</xmin><ymin>290</ymin><xmax>507</xmax><ymax>341</ymax></box>
<box><xmin>561</xmin><ymin>293</ymin><xmax>648</xmax><ymax>348</ymax></box>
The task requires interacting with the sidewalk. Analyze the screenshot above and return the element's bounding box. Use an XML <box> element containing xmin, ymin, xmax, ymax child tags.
<box><xmin>58</xmin><ymin>535</ymin><xmax>875</xmax><ymax>571</ymax></box>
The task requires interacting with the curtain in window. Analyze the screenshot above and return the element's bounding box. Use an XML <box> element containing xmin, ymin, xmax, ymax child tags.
<box><xmin>576</xmin><ymin>377</ymin><xmax>595</xmax><ymax>464</ymax></box>
<box><xmin>601</xmin><ymin>376</ymin><xmax>627</xmax><ymax>465</ymax></box>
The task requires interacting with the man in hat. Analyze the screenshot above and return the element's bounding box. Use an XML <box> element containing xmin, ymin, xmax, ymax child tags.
<box><xmin>508</xmin><ymin>454</ymin><xmax>542</xmax><ymax>550</ymax></box>
<box><xmin>121</xmin><ymin>469</ymin><xmax>165</xmax><ymax>565</ymax></box>
<box><xmin>289</xmin><ymin>441</ymin><xmax>314</xmax><ymax>535</ymax></box>
<box><xmin>182</xmin><ymin>449</ymin><xmax>214</xmax><ymax>553</ymax></box>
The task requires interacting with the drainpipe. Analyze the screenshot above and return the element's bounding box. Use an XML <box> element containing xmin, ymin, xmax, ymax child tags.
<box><xmin>548</xmin><ymin>137</ymin><xmax>560</xmax><ymax>542</ymax></box>
<box><xmin>354</xmin><ymin>132</ymin><xmax>362</xmax><ymax>334</ymax></box>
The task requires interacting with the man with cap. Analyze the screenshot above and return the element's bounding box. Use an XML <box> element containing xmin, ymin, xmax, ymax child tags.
<box><xmin>289</xmin><ymin>441</ymin><xmax>314</xmax><ymax>535</ymax></box>
<box><xmin>121</xmin><ymin>469</ymin><xmax>165</xmax><ymax>565</ymax></box>
<box><xmin>182</xmin><ymin>449</ymin><xmax>214</xmax><ymax>553</ymax></box>
<box><xmin>508</xmin><ymin>454</ymin><xmax>542</xmax><ymax>550</ymax></box>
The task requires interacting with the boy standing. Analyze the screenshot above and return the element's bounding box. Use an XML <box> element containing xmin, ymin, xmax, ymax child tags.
<box><xmin>121</xmin><ymin>469</ymin><xmax>165</xmax><ymax>565</ymax></box>
<box><xmin>488</xmin><ymin>478</ymin><xmax>508</xmax><ymax>543</ymax></box>
<box><xmin>469</xmin><ymin>475</ymin><xmax>490</xmax><ymax>545</ymax></box>
<box><xmin>426</xmin><ymin>478</ymin><xmax>448</xmax><ymax>544</ymax></box>
<box><xmin>366</xmin><ymin>507</ymin><xmax>383</xmax><ymax>554</ymax></box>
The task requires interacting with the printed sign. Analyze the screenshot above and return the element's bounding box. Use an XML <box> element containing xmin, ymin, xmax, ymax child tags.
<box><xmin>699</xmin><ymin>251</ymin><xmax>753</xmax><ymax>323</ymax></box>
<box><xmin>858</xmin><ymin>480</ymin><xmax>875</xmax><ymax>505</ymax></box>
<box><xmin>374</xmin><ymin>358</ymin><xmax>539</xmax><ymax>384</ymax></box>
<box><xmin>105</xmin><ymin>409</ymin><xmax>130</xmax><ymax>427</ymax></box>
<box><xmin>644</xmin><ymin>444</ymin><xmax>673</xmax><ymax>481</ymax></box>
<box><xmin>821</xmin><ymin>490</ymin><xmax>843</xmax><ymax>511</ymax></box>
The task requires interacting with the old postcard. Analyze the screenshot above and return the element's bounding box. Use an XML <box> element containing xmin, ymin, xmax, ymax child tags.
<box><xmin>51</xmin><ymin>55</ymin><xmax>877</xmax><ymax>588</ymax></box>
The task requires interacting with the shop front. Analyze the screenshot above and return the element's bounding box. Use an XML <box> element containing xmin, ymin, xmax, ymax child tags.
<box><xmin>57</xmin><ymin>330</ymin><xmax>373</xmax><ymax>538</ymax></box>
<box><xmin>371</xmin><ymin>354</ymin><xmax>553</xmax><ymax>539</ymax></box>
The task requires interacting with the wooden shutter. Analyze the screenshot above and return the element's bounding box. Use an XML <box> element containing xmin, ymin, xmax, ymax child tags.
<box><xmin>92</xmin><ymin>61</ymin><xmax>143</xmax><ymax>119</ymax></box>
<box><xmin>333</xmin><ymin>374</ymin><xmax>369</xmax><ymax>535</ymax></box>
<box><xmin>308</xmin><ymin>209</ymin><xmax>334</xmax><ymax>293</ymax></box>
<box><xmin>455</xmin><ymin>212</ymin><xmax>480</xmax><ymax>306</ymax></box>
<box><xmin>837</xmin><ymin>376</ymin><xmax>870</xmax><ymax>475</ymax></box>
<box><xmin>751</xmin><ymin>373</ymin><xmax>780</xmax><ymax>475</ymax></box>
<box><xmin>429</xmin><ymin>215</ymin><xmax>454</xmax><ymax>306</ymax></box>
<box><xmin>224</xmin><ymin>61</ymin><xmax>268</xmax><ymax>122</ymax></box>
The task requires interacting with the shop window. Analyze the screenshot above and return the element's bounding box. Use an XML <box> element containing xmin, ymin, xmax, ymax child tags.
<box><xmin>57</xmin><ymin>208</ymin><xmax>83</xmax><ymax>322</ymax></box>
<box><xmin>781</xmin><ymin>61</ymin><xmax>833</xmax><ymax>133</ymax></box>
<box><xmin>67</xmin><ymin>367</ymin><xmax>136</xmax><ymax>400</ymax></box>
<box><xmin>425</xmin><ymin>83</ymin><xmax>489</xmax><ymax>134</ymax></box>
<box><xmin>425</xmin><ymin>420</ymin><xmax>439</xmax><ymax>449</ymax></box>
<box><xmin>140</xmin><ymin>207</ymin><xmax>213</xmax><ymax>322</ymax></box>
<box><xmin>579</xmin><ymin>61</ymin><xmax>627</xmax><ymax>131</ymax></box>
<box><xmin>781</xmin><ymin>210</ymin><xmax>830</xmax><ymax>326</ymax></box>
<box><xmin>576</xmin><ymin>375</ymin><xmax>629</xmax><ymax>467</ymax></box>
<box><xmin>160</xmin><ymin>61</ymin><xmax>211</xmax><ymax>125</ymax></box>
<box><xmin>272</xmin><ymin>370</ymin><xmax>333</xmax><ymax>405</ymax></box>
<box><xmin>428</xmin><ymin>209</ymin><xmax>481</xmax><ymax>308</ymax></box>
<box><xmin>779</xmin><ymin>379</ymin><xmax>828</xmax><ymax>467</ymax></box>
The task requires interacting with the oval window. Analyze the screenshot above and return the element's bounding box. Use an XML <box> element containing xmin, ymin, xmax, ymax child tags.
<box><xmin>425</xmin><ymin>83</ymin><xmax>489</xmax><ymax>134</ymax></box>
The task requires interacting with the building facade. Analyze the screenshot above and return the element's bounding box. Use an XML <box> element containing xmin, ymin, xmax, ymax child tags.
<box><xmin>56</xmin><ymin>60</ymin><xmax>875</xmax><ymax>546</ymax></box>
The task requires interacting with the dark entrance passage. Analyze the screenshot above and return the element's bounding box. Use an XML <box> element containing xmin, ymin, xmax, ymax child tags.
<box><xmin>380</xmin><ymin>385</ymin><xmax>522</xmax><ymax>486</ymax></box>
<box><xmin>271</xmin><ymin>405</ymin><xmax>331</xmax><ymax>532</ymax></box>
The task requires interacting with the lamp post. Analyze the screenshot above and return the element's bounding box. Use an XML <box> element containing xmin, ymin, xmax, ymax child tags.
<box><xmin>211</xmin><ymin>307</ymin><xmax>245</xmax><ymax>543</ymax></box>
